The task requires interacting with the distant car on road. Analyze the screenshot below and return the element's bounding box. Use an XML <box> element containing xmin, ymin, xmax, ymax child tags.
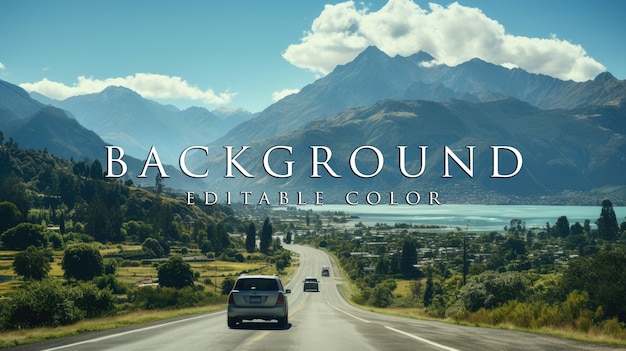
<box><xmin>321</xmin><ymin>265</ymin><xmax>330</xmax><ymax>277</ymax></box>
<box><xmin>227</xmin><ymin>274</ymin><xmax>291</xmax><ymax>328</ymax></box>
<box><xmin>303</xmin><ymin>277</ymin><xmax>319</xmax><ymax>292</ymax></box>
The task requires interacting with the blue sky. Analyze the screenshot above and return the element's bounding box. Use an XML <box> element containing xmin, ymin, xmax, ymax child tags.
<box><xmin>1</xmin><ymin>0</ymin><xmax>624</xmax><ymax>113</ymax></box>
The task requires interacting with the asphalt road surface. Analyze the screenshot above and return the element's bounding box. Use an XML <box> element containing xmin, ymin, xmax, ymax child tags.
<box><xmin>14</xmin><ymin>244</ymin><xmax>625</xmax><ymax>351</ymax></box>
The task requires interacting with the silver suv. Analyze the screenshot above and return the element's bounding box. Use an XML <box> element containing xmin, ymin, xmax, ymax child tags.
<box><xmin>227</xmin><ymin>274</ymin><xmax>291</xmax><ymax>328</ymax></box>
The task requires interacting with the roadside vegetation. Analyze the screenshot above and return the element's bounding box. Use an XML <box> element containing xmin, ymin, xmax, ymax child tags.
<box><xmin>0</xmin><ymin>142</ymin><xmax>293</xmax><ymax>347</ymax></box>
<box><xmin>294</xmin><ymin>204</ymin><xmax>626</xmax><ymax>345</ymax></box>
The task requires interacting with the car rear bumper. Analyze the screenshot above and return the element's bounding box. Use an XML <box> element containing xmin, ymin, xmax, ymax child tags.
<box><xmin>303</xmin><ymin>284</ymin><xmax>319</xmax><ymax>291</ymax></box>
<box><xmin>228</xmin><ymin>305</ymin><xmax>288</xmax><ymax>320</ymax></box>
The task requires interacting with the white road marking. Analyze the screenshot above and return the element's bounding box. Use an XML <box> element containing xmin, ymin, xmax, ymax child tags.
<box><xmin>329</xmin><ymin>305</ymin><xmax>371</xmax><ymax>323</ymax></box>
<box><xmin>385</xmin><ymin>326</ymin><xmax>460</xmax><ymax>351</ymax></box>
<box><xmin>42</xmin><ymin>311</ymin><xmax>225</xmax><ymax>351</ymax></box>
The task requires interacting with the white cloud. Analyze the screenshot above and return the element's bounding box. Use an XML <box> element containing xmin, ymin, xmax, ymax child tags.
<box><xmin>282</xmin><ymin>0</ymin><xmax>605</xmax><ymax>82</ymax></box>
<box><xmin>0</xmin><ymin>62</ymin><xmax>5</xmax><ymax>70</ymax></box>
<box><xmin>272</xmin><ymin>88</ymin><xmax>300</xmax><ymax>102</ymax></box>
<box><xmin>19</xmin><ymin>73</ymin><xmax>235</xmax><ymax>104</ymax></box>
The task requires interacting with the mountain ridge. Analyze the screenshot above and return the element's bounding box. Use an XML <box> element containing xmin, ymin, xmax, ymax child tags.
<box><xmin>0</xmin><ymin>80</ymin><xmax>199</xmax><ymax>190</ymax></box>
<box><xmin>212</xmin><ymin>46</ymin><xmax>625</xmax><ymax>147</ymax></box>
<box><xmin>33</xmin><ymin>86</ymin><xmax>254</xmax><ymax>164</ymax></box>
<box><xmin>192</xmin><ymin>97</ymin><xmax>626</xmax><ymax>204</ymax></box>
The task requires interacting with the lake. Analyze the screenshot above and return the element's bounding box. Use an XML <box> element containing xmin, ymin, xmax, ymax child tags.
<box><xmin>307</xmin><ymin>204</ymin><xmax>626</xmax><ymax>232</ymax></box>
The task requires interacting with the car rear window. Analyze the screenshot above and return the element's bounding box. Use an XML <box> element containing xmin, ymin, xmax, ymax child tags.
<box><xmin>234</xmin><ymin>278</ymin><xmax>279</xmax><ymax>291</ymax></box>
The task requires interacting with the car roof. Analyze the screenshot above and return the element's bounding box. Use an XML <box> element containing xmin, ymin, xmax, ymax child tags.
<box><xmin>237</xmin><ymin>274</ymin><xmax>279</xmax><ymax>280</ymax></box>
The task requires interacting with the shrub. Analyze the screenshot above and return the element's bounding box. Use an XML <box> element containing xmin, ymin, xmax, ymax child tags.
<box><xmin>221</xmin><ymin>277</ymin><xmax>236</xmax><ymax>295</ymax></box>
<box><xmin>130</xmin><ymin>286</ymin><xmax>216</xmax><ymax>309</ymax></box>
<box><xmin>142</xmin><ymin>238</ymin><xmax>164</xmax><ymax>258</ymax></box>
<box><xmin>93</xmin><ymin>274</ymin><xmax>130</xmax><ymax>294</ymax></box>
<box><xmin>0</xmin><ymin>279</ymin><xmax>81</xmax><ymax>329</ymax></box>
<box><xmin>0</xmin><ymin>279</ymin><xmax>114</xmax><ymax>329</ymax></box>
<box><xmin>457</xmin><ymin>271</ymin><xmax>528</xmax><ymax>312</ymax></box>
<box><xmin>1</xmin><ymin>223</ymin><xmax>48</xmax><ymax>250</ymax></box>
<box><xmin>368</xmin><ymin>285</ymin><xmax>394</xmax><ymax>307</ymax></box>
<box><xmin>71</xmin><ymin>282</ymin><xmax>116</xmax><ymax>318</ymax></box>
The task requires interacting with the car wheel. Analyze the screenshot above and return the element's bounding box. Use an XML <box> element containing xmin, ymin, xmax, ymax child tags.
<box><xmin>278</xmin><ymin>316</ymin><xmax>288</xmax><ymax>328</ymax></box>
<box><xmin>227</xmin><ymin>317</ymin><xmax>237</xmax><ymax>328</ymax></box>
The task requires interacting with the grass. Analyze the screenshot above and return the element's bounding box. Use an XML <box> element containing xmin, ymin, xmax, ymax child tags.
<box><xmin>392</xmin><ymin>280</ymin><xmax>413</xmax><ymax>297</ymax></box>
<box><xmin>0</xmin><ymin>248</ymin><xmax>300</xmax><ymax>349</ymax></box>
<box><xmin>0</xmin><ymin>304</ymin><xmax>226</xmax><ymax>349</ymax></box>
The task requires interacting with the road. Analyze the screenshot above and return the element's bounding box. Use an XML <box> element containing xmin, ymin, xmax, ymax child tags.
<box><xmin>15</xmin><ymin>244</ymin><xmax>624</xmax><ymax>351</ymax></box>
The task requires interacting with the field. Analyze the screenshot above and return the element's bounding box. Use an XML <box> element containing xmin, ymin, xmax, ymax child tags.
<box><xmin>0</xmin><ymin>245</ymin><xmax>284</xmax><ymax>295</ymax></box>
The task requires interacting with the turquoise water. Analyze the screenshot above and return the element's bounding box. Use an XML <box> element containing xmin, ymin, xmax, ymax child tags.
<box><xmin>308</xmin><ymin>204</ymin><xmax>626</xmax><ymax>232</ymax></box>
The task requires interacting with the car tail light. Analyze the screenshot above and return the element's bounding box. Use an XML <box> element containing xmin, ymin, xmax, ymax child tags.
<box><xmin>276</xmin><ymin>292</ymin><xmax>285</xmax><ymax>304</ymax></box>
<box><xmin>228</xmin><ymin>293</ymin><xmax>234</xmax><ymax>305</ymax></box>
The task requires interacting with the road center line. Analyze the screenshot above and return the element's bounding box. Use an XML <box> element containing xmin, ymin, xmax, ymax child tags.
<box><xmin>290</xmin><ymin>291</ymin><xmax>309</xmax><ymax>316</ymax></box>
<box><xmin>42</xmin><ymin>311</ymin><xmax>225</xmax><ymax>351</ymax></box>
<box><xmin>243</xmin><ymin>331</ymin><xmax>270</xmax><ymax>347</ymax></box>
<box><xmin>385</xmin><ymin>326</ymin><xmax>460</xmax><ymax>351</ymax></box>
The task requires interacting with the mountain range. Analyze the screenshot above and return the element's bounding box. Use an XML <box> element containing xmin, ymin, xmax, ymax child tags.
<box><xmin>1</xmin><ymin>46</ymin><xmax>625</xmax><ymax>204</ymax></box>
<box><xmin>192</xmin><ymin>97</ymin><xmax>626</xmax><ymax>204</ymax></box>
<box><xmin>211</xmin><ymin>46</ymin><xmax>626</xmax><ymax>147</ymax></box>
<box><xmin>0</xmin><ymin>81</ymin><xmax>199</xmax><ymax>189</ymax></box>
<box><xmin>31</xmin><ymin>88</ymin><xmax>255</xmax><ymax>165</ymax></box>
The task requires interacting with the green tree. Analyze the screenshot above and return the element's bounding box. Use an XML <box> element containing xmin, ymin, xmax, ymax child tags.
<box><xmin>285</xmin><ymin>231</ymin><xmax>292</xmax><ymax>244</ymax></box>
<box><xmin>0</xmin><ymin>223</ymin><xmax>48</xmax><ymax>250</ymax></box>
<box><xmin>0</xmin><ymin>173</ymin><xmax>32</xmax><ymax>217</ymax></box>
<box><xmin>142</xmin><ymin>237</ymin><xmax>165</xmax><ymax>258</ymax></box>
<box><xmin>158</xmin><ymin>203</ymin><xmax>179</xmax><ymax>241</ymax></box>
<box><xmin>0</xmin><ymin>201</ymin><xmax>22</xmax><ymax>233</ymax></box>
<box><xmin>73</xmin><ymin>160</ymin><xmax>88</xmax><ymax>177</ymax></box>
<box><xmin>13</xmin><ymin>246</ymin><xmax>51</xmax><ymax>280</ymax></box>
<box><xmin>85</xmin><ymin>194</ymin><xmax>111</xmax><ymax>243</ymax></box>
<box><xmin>554</xmin><ymin>216</ymin><xmax>570</xmax><ymax>237</ymax></box>
<box><xmin>563</xmin><ymin>247</ymin><xmax>626</xmax><ymax>322</ymax></box>
<box><xmin>221</xmin><ymin>276</ymin><xmax>236</xmax><ymax>295</ymax></box>
<box><xmin>423</xmin><ymin>276</ymin><xmax>434</xmax><ymax>307</ymax></box>
<box><xmin>158</xmin><ymin>256</ymin><xmax>194</xmax><ymax>289</ymax></box>
<box><xmin>124</xmin><ymin>193</ymin><xmax>146</xmax><ymax>221</ymax></box>
<box><xmin>205</xmin><ymin>222</ymin><xmax>217</xmax><ymax>253</ymax></box>
<box><xmin>500</xmin><ymin>236</ymin><xmax>526</xmax><ymax>260</ymax></box>
<box><xmin>399</xmin><ymin>238</ymin><xmax>418</xmax><ymax>278</ymax></box>
<box><xmin>124</xmin><ymin>220</ymin><xmax>153</xmax><ymax>242</ymax></box>
<box><xmin>597</xmin><ymin>199</ymin><xmax>619</xmax><ymax>240</ymax></box>
<box><xmin>375</xmin><ymin>254</ymin><xmax>391</xmax><ymax>275</ymax></box>
<box><xmin>155</xmin><ymin>174</ymin><xmax>163</xmax><ymax>194</ymax></box>
<box><xmin>260</xmin><ymin>217</ymin><xmax>272</xmax><ymax>254</ymax></box>
<box><xmin>245</xmin><ymin>222</ymin><xmax>256</xmax><ymax>253</ymax></box>
<box><xmin>217</xmin><ymin>222</ymin><xmax>230</xmax><ymax>253</ymax></box>
<box><xmin>62</xmin><ymin>243</ymin><xmax>104</xmax><ymax>281</ymax></box>
<box><xmin>90</xmin><ymin>159</ymin><xmax>103</xmax><ymax>179</ymax></box>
